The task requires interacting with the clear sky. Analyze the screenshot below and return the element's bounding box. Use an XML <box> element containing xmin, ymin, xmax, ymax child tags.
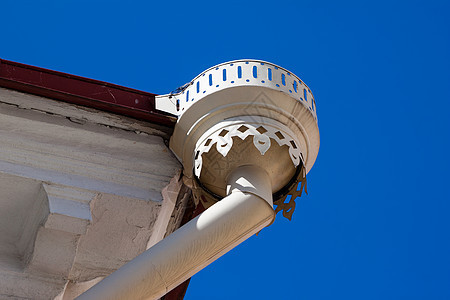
<box><xmin>2</xmin><ymin>1</ymin><xmax>449</xmax><ymax>299</ymax></box>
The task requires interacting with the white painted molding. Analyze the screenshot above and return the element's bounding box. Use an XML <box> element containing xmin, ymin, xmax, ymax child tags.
<box><xmin>0</xmin><ymin>97</ymin><xmax>180</xmax><ymax>202</ymax></box>
<box><xmin>0</xmin><ymin>87</ymin><xmax>172</xmax><ymax>138</ymax></box>
<box><xmin>146</xmin><ymin>171</ymin><xmax>182</xmax><ymax>249</ymax></box>
<box><xmin>43</xmin><ymin>183</ymin><xmax>95</xmax><ymax>235</ymax></box>
<box><xmin>0</xmin><ymin>88</ymin><xmax>182</xmax><ymax>299</ymax></box>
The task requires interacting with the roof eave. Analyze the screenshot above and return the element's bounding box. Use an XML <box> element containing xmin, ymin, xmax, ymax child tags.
<box><xmin>0</xmin><ymin>59</ymin><xmax>176</xmax><ymax>127</ymax></box>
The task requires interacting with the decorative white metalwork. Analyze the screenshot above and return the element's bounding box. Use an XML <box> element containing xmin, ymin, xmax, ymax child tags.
<box><xmin>158</xmin><ymin>59</ymin><xmax>320</xmax><ymax>221</ymax></box>
<box><xmin>156</xmin><ymin>59</ymin><xmax>318</xmax><ymax>121</ymax></box>
<box><xmin>194</xmin><ymin>123</ymin><xmax>303</xmax><ymax>177</ymax></box>
<box><xmin>273</xmin><ymin>164</ymin><xmax>307</xmax><ymax>221</ymax></box>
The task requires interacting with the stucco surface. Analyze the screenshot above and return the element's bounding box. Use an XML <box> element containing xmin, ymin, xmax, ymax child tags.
<box><xmin>0</xmin><ymin>88</ymin><xmax>183</xmax><ymax>299</ymax></box>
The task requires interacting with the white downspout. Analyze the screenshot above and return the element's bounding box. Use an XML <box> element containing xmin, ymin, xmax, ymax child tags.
<box><xmin>78</xmin><ymin>165</ymin><xmax>275</xmax><ymax>300</ymax></box>
<box><xmin>79</xmin><ymin>59</ymin><xmax>320</xmax><ymax>299</ymax></box>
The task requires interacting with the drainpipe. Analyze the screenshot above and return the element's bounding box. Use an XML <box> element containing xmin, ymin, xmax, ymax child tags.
<box><xmin>79</xmin><ymin>60</ymin><xmax>320</xmax><ymax>299</ymax></box>
<box><xmin>78</xmin><ymin>166</ymin><xmax>274</xmax><ymax>300</ymax></box>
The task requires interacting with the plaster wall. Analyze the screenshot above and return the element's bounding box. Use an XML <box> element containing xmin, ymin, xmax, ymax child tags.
<box><xmin>0</xmin><ymin>88</ymin><xmax>184</xmax><ymax>299</ymax></box>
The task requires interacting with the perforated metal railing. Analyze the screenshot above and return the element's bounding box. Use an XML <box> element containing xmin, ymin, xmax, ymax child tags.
<box><xmin>168</xmin><ymin>59</ymin><xmax>318</xmax><ymax>120</ymax></box>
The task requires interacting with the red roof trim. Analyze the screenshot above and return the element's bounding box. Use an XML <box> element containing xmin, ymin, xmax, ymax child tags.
<box><xmin>0</xmin><ymin>59</ymin><xmax>175</xmax><ymax>127</ymax></box>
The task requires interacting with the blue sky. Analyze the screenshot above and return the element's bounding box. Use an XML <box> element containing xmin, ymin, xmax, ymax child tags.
<box><xmin>2</xmin><ymin>1</ymin><xmax>450</xmax><ymax>299</ymax></box>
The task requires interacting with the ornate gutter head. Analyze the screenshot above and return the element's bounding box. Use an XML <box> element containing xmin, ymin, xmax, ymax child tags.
<box><xmin>156</xmin><ymin>59</ymin><xmax>319</xmax><ymax>219</ymax></box>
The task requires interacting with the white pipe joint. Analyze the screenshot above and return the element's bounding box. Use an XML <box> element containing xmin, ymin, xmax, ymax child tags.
<box><xmin>78</xmin><ymin>165</ymin><xmax>274</xmax><ymax>300</ymax></box>
<box><xmin>227</xmin><ymin>165</ymin><xmax>273</xmax><ymax>207</ymax></box>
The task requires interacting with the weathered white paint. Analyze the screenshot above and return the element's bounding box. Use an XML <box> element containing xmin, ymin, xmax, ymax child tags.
<box><xmin>0</xmin><ymin>88</ymin><xmax>182</xmax><ymax>299</ymax></box>
<box><xmin>0</xmin><ymin>87</ymin><xmax>172</xmax><ymax>138</ymax></box>
<box><xmin>79</xmin><ymin>166</ymin><xmax>275</xmax><ymax>300</ymax></box>
<box><xmin>146</xmin><ymin>170</ymin><xmax>182</xmax><ymax>249</ymax></box>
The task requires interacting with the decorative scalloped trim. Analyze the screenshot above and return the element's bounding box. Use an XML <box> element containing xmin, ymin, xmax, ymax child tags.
<box><xmin>273</xmin><ymin>164</ymin><xmax>307</xmax><ymax>221</ymax></box>
<box><xmin>194</xmin><ymin>123</ymin><xmax>304</xmax><ymax>177</ymax></box>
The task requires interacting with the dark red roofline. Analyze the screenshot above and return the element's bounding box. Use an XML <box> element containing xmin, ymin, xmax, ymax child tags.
<box><xmin>0</xmin><ymin>59</ymin><xmax>176</xmax><ymax>127</ymax></box>
<box><xmin>0</xmin><ymin>58</ymin><xmax>197</xmax><ymax>299</ymax></box>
